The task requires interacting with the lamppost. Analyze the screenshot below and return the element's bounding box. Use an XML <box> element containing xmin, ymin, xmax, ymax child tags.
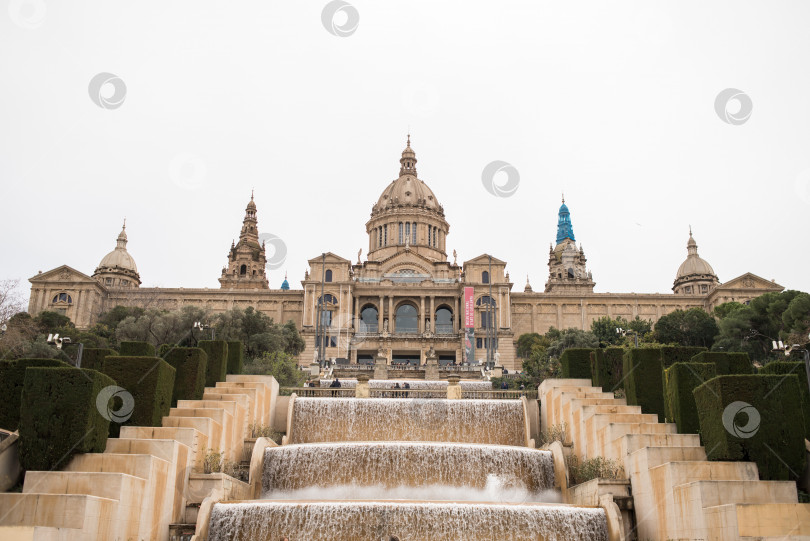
<box><xmin>47</xmin><ymin>333</ymin><xmax>83</xmax><ymax>367</ymax></box>
<box><xmin>616</xmin><ymin>327</ymin><xmax>638</xmax><ymax>347</ymax></box>
<box><xmin>772</xmin><ymin>337</ymin><xmax>810</xmax><ymax>396</ymax></box>
<box><xmin>193</xmin><ymin>321</ymin><xmax>213</xmax><ymax>340</ymax></box>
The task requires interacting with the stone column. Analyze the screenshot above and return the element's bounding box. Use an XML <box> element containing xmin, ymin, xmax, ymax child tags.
<box><xmin>356</xmin><ymin>373</ymin><xmax>370</xmax><ymax>398</ymax></box>
<box><xmin>453</xmin><ymin>295</ymin><xmax>459</xmax><ymax>333</ymax></box>
<box><xmin>447</xmin><ymin>375</ymin><xmax>461</xmax><ymax>399</ymax></box>
<box><xmin>374</xmin><ymin>351</ymin><xmax>389</xmax><ymax>380</ymax></box>
<box><xmin>430</xmin><ymin>295</ymin><xmax>435</xmax><ymax>330</ymax></box>
<box><xmin>419</xmin><ymin>296</ymin><xmax>425</xmax><ymax>333</ymax></box>
<box><xmin>388</xmin><ymin>296</ymin><xmax>394</xmax><ymax>332</ymax></box>
<box><xmin>379</xmin><ymin>294</ymin><xmax>384</xmax><ymax>330</ymax></box>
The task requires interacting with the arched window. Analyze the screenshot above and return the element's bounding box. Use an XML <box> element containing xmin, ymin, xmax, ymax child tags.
<box><xmin>52</xmin><ymin>293</ymin><xmax>73</xmax><ymax>304</ymax></box>
<box><xmin>325</xmin><ymin>269</ymin><xmax>333</xmax><ymax>282</ymax></box>
<box><xmin>476</xmin><ymin>296</ymin><xmax>496</xmax><ymax>307</ymax></box>
<box><xmin>252</xmin><ymin>269</ymin><xmax>256</xmax><ymax>275</ymax></box>
<box><xmin>567</xmin><ymin>268</ymin><xmax>575</xmax><ymax>279</ymax></box>
<box><xmin>482</xmin><ymin>271</ymin><xmax>490</xmax><ymax>284</ymax></box>
<box><xmin>360</xmin><ymin>305</ymin><xmax>379</xmax><ymax>333</ymax></box>
<box><xmin>240</xmin><ymin>264</ymin><xmax>247</xmax><ymax>275</ymax></box>
<box><xmin>395</xmin><ymin>304</ymin><xmax>418</xmax><ymax>333</ymax></box>
<box><xmin>399</xmin><ymin>222</ymin><xmax>404</xmax><ymax>244</ymax></box>
<box><xmin>318</xmin><ymin>294</ymin><xmax>338</xmax><ymax>306</ymax></box>
<box><xmin>427</xmin><ymin>226</ymin><xmax>431</xmax><ymax>247</ymax></box>
<box><xmin>435</xmin><ymin>306</ymin><xmax>453</xmax><ymax>334</ymax></box>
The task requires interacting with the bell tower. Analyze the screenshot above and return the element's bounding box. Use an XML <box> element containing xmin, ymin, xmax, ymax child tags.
<box><xmin>219</xmin><ymin>193</ymin><xmax>270</xmax><ymax>289</ymax></box>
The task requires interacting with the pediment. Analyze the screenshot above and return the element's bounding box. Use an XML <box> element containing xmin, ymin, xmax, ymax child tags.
<box><xmin>307</xmin><ymin>252</ymin><xmax>351</xmax><ymax>265</ymax></box>
<box><xmin>463</xmin><ymin>254</ymin><xmax>507</xmax><ymax>266</ymax></box>
<box><xmin>716</xmin><ymin>272</ymin><xmax>783</xmax><ymax>292</ymax></box>
<box><xmin>29</xmin><ymin>265</ymin><xmax>97</xmax><ymax>284</ymax></box>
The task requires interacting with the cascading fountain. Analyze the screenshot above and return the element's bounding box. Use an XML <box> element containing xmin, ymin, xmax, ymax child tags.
<box><xmin>261</xmin><ymin>442</ymin><xmax>556</xmax><ymax>501</ymax></box>
<box><xmin>207</xmin><ymin>397</ymin><xmax>610</xmax><ymax>540</ymax></box>
<box><xmin>319</xmin><ymin>378</ymin><xmax>494</xmax><ymax>391</ymax></box>
<box><xmin>289</xmin><ymin>398</ymin><xmax>526</xmax><ymax>445</ymax></box>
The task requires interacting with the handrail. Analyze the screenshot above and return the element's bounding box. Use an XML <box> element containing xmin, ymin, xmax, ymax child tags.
<box><xmin>280</xmin><ymin>387</ymin><xmax>537</xmax><ymax>400</ymax></box>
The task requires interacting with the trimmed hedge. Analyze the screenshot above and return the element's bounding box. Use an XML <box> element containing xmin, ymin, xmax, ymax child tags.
<box><xmin>101</xmin><ymin>356</ymin><xmax>176</xmax><ymax>435</ymax></box>
<box><xmin>560</xmin><ymin>348</ymin><xmax>596</xmax><ymax>379</ymax></box>
<box><xmin>80</xmin><ymin>348</ymin><xmax>118</xmax><ymax>371</ymax></box>
<box><xmin>694</xmin><ymin>374</ymin><xmax>806</xmax><ymax>481</ymax></box>
<box><xmin>160</xmin><ymin>347</ymin><xmax>208</xmax><ymax>405</ymax></box>
<box><xmin>0</xmin><ymin>358</ymin><xmax>71</xmax><ymax>431</ymax></box>
<box><xmin>119</xmin><ymin>341</ymin><xmax>156</xmax><ymax>357</ymax></box>
<box><xmin>760</xmin><ymin>361</ymin><xmax>810</xmax><ymax>439</ymax></box>
<box><xmin>198</xmin><ymin>340</ymin><xmax>229</xmax><ymax>387</ymax></box>
<box><xmin>689</xmin><ymin>351</ymin><xmax>754</xmax><ymax>375</ymax></box>
<box><xmin>227</xmin><ymin>341</ymin><xmax>243</xmax><ymax>375</ymax></box>
<box><xmin>590</xmin><ymin>347</ymin><xmax>625</xmax><ymax>390</ymax></box>
<box><xmin>19</xmin><ymin>367</ymin><xmax>115</xmax><ymax>471</ymax></box>
<box><xmin>623</xmin><ymin>348</ymin><xmax>666</xmax><ymax>422</ymax></box>
<box><xmin>664</xmin><ymin>362</ymin><xmax>717</xmax><ymax>435</ymax></box>
<box><xmin>660</xmin><ymin>346</ymin><xmax>707</xmax><ymax>368</ymax></box>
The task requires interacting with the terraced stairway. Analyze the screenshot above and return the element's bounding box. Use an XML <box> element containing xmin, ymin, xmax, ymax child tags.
<box><xmin>0</xmin><ymin>375</ymin><xmax>276</xmax><ymax>541</ymax></box>
<box><xmin>540</xmin><ymin>378</ymin><xmax>810</xmax><ymax>540</ymax></box>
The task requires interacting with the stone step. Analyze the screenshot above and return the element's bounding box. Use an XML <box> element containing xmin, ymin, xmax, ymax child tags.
<box><xmin>205</xmin><ymin>388</ymin><xmax>257</xmax><ymax>427</ymax></box>
<box><xmin>569</xmin><ymin>405</ymin><xmax>643</xmax><ymax>456</ymax></box>
<box><xmin>169</xmin><ymin>407</ymin><xmax>235</xmax><ymax>460</ymax></box>
<box><xmin>178</xmin><ymin>399</ymin><xmax>248</xmax><ymax>449</ymax></box>
<box><xmin>22</xmin><ymin>471</ymin><xmax>145</xmax><ymax>541</ymax></box>
<box><xmin>201</xmin><ymin>391</ymin><xmax>254</xmax><ymax>430</ymax></box>
<box><xmin>64</xmin><ymin>453</ymin><xmax>166</xmax><ymax>480</ymax></box>
<box><xmin>0</xmin><ymin>493</ymin><xmax>116</xmax><ymax>539</ymax></box>
<box><xmin>706</xmin><ymin>503</ymin><xmax>810</xmax><ymax>539</ymax></box>
<box><xmin>120</xmin><ymin>425</ymin><xmax>207</xmax><ymax>470</ymax></box>
<box><xmin>584</xmin><ymin>413</ymin><xmax>660</xmax><ymax>458</ymax></box>
<box><xmin>613</xmin><ymin>432</ymin><xmax>702</xmax><ymax>462</ymax></box>
<box><xmin>592</xmin><ymin>422</ymin><xmax>676</xmax><ymax>459</ymax></box>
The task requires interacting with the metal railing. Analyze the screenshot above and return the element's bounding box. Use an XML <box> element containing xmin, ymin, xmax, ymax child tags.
<box><xmin>281</xmin><ymin>387</ymin><xmax>536</xmax><ymax>400</ymax></box>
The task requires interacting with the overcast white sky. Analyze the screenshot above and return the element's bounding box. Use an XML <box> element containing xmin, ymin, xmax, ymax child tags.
<box><xmin>2</xmin><ymin>0</ymin><xmax>809</xmax><ymax>302</ymax></box>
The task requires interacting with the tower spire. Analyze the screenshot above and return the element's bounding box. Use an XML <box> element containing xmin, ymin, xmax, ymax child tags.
<box><xmin>399</xmin><ymin>134</ymin><xmax>417</xmax><ymax>177</ymax></box>
<box><xmin>556</xmin><ymin>198</ymin><xmax>575</xmax><ymax>244</ymax></box>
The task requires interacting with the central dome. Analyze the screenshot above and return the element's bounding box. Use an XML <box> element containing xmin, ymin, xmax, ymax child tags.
<box><xmin>376</xmin><ymin>176</ymin><xmax>441</xmax><ymax>212</ymax></box>
<box><xmin>676</xmin><ymin>234</ymin><xmax>715</xmax><ymax>279</ymax></box>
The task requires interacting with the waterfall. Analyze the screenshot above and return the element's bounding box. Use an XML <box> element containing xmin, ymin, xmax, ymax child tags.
<box><xmin>290</xmin><ymin>398</ymin><xmax>526</xmax><ymax>446</ymax></box>
<box><xmin>319</xmin><ymin>379</ymin><xmax>494</xmax><ymax>391</ymax></box>
<box><xmin>261</xmin><ymin>442</ymin><xmax>556</xmax><ymax>501</ymax></box>
<box><xmin>208</xmin><ymin>501</ymin><xmax>609</xmax><ymax>541</ymax></box>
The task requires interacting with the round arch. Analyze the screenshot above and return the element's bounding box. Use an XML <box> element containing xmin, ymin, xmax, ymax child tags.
<box><xmin>394</xmin><ymin>302</ymin><xmax>418</xmax><ymax>333</ymax></box>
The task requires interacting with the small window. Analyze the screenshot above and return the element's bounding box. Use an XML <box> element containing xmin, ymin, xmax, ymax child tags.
<box><xmin>701</xmin><ymin>285</ymin><xmax>708</xmax><ymax>293</ymax></box>
<box><xmin>105</xmin><ymin>278</ymin><xmax>113</xmax><ymax>285</ymax></box>
<box><xmin>325</xmin><ymin>269</ymin><xmax>333</xmax><ymax>282</ymax></box>
<box><xmin>240</xmin><ymin>264</ymin><xmax>247</xmax><ymax>275</ymax></box>
<box><xmin>52</xmin><ymin>293</ymin><xmax>73</xmax><ymax>304</ymax></box>
<box><xmin>685</xmin><ymin>286</ymin><xmax>692</xmax><ymax>293</ymax></box>
<box><xmin>476</xmin><ymin>338</ymin><xmax>482</xmax><ymax>348</ymax></box>
<box><xmin>121</xmin><ymin>279</ymin><xmax>129</xmax><ymax>286</ymax></box>
<box><xmin>482</xmin><ymin>271</ymin><xmax>489</xmax><ymax>284</ymax></box>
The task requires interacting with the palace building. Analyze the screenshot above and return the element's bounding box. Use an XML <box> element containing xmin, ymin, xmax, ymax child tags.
<box><xmin>27</xmin><ymin>137</ymin><xmax>784</xmax><ymax>370</ymax></box>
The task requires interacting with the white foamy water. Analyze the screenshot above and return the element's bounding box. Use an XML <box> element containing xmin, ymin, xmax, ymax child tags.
<box><xmin>320</xmin><ymin>379</ymin><xmax>493</xmax><ymax>391</ymax></box>
<box><xmin>262</xmin><ymin>442</ymin><xmax>555</xmax><ymax>496</ymax></box>
<box><xmin>208</xmin><ymin>501</ymin><xmax>609</xmax><ymax>541</ymax></box>
<box><xmin>291</xmin><ymin>398</ymin><xmax>526</xmax><ymax>446</ymax></box>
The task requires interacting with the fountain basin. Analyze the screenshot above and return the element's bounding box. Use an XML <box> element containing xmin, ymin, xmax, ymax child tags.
<box><xmin>208</xmin><ymin>500</ymin><xmax>609</xmax><ymax>541</ymax></box>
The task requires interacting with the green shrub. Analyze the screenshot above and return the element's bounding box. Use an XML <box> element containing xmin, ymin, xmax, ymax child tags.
<box><xmin>101</xmin><ymin>356</ymin><xmax>176</xmax><ymax>435</ymax></box>
<box><xmin>664</xmin><ymin>362</ymin><xmax>717</xmax><ymax>435</ymax></box>
<box><xmin>660</xmin><ymin>346</ymin><xmax>707</xmax><ymax>368</ymax></box>
<box><xmin>565</xmin><ymin>454</ymin><xmax>625</xmax><ymax>486</ymax></box>
<box><xmin>759</xmin><ymin>361</ymin><xmax>810</xmax><ymax>438</ymax></box>
<box><xmin>590</xmin><ymin>347</ymin><xmax>625</xmax><ymax>390</ymax></box>
<box><xmin>689</xmin><ymin>351</ymin><xmax>754</xmax><ymax>375</ymax></box>
<box><xmin>19</xmin><ymin>367</ymin><xmax>115</xmax><ymax>471</ymax></box>
<box><xmin>198</xmin><ymin>340</ymin><xmax>228</xmax><ymax>387</ymax></box>
<box><xmin>160</xmin><ymin>347</ymin><xmax>208</xmax><ymax>405</ymax></box>
<box><xmin>119</xmin><ymin>341</ymin><xmax>156</xmax><ymax>357</ymax></box>
<box><xmin>623</xmin><ymin>348</ymin><xmax>666</xmax><ymax>421</ymax></box>
<box><xmin>0</xmin><ymin>358</ymin><xmax>71</xmax><ymax>431</ymax></box>
<box><xmin>80</xmin><ymin>348</ymin><xmax>118</xmax><ymax>371</ymax></box>
<box><xmin>560</xmin><ymin>348</ymin><xmax>595</xmax><ymax>379</ymax></box>
<box><xmin>694</xmin><ymin>374</ymin><xmax>806</xmax><ymax>481</ymax></box>
<box><xmin>227</xmin><ymin>341</ymin><xmax>244</xmax><ymax>375</ymax></box>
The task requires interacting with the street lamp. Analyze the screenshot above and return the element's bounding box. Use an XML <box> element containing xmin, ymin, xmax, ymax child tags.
<box><xmin>772</xmin><ymin>337</ymin><xmax>810</xmax><ymax>396</ymax></box>
<box><xmin>616</xmin><ymin>327</ymin><xmax>638</xmax><ymax>348</ymax></box>
<box><xmin>193</xmin><ymin>321</ymin><xmax>214</xmax><ymax>340</ymax></box>
<box><xmin>47</xmin><ymin>333</ymin><xmax>84</xmax><ymax>367</ymax></box>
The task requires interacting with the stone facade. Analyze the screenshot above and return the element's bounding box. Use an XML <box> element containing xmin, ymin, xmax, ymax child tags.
<box><xmin>27</xmin><ymin>137</ymin><xmax>784</xmax><ymax>370</ymax></box>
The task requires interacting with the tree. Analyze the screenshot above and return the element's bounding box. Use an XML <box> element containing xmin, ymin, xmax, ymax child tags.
<box><xmin>0</xmin><ymin>279</ymin><xmax>26</xmax><ymax>325</ymax></box>
<box><xmin>243</xmin><ymin>351</ymin><xmax>306</xmax><ymax>387</ymax></box>
<box><xmin>653</xmin><ymin>308</ymin><xmax>718</xmax><ymax>348</ymax></box>
<box><xmin>34</xmin><ymin>311</ymin><xmax>73</xmax><ymax>333</ymax></box>
<box><xmin>545</xmin><ymin>328</ymin><xmax>599</xmax><ymax>359</ymax></box>
<box><xmin>516</xmin><ymin>333</ymin><xmax>544</xmax><ymax>358</ymax></box>
<box><xmin>712</xmin><ymin>301</ymin><xmax>746</xmax><ymax>320</ymax></box>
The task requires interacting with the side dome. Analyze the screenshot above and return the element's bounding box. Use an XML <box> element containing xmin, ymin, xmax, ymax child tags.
<box><xmin>93</xmin><ymin>221</ymin><xmax>141</xmax><ymax>288</ymax></box>
<box><xmin>673</xmin><ymin>229</ymin><xmax>718</xmax><ymax>294</ymax></box>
